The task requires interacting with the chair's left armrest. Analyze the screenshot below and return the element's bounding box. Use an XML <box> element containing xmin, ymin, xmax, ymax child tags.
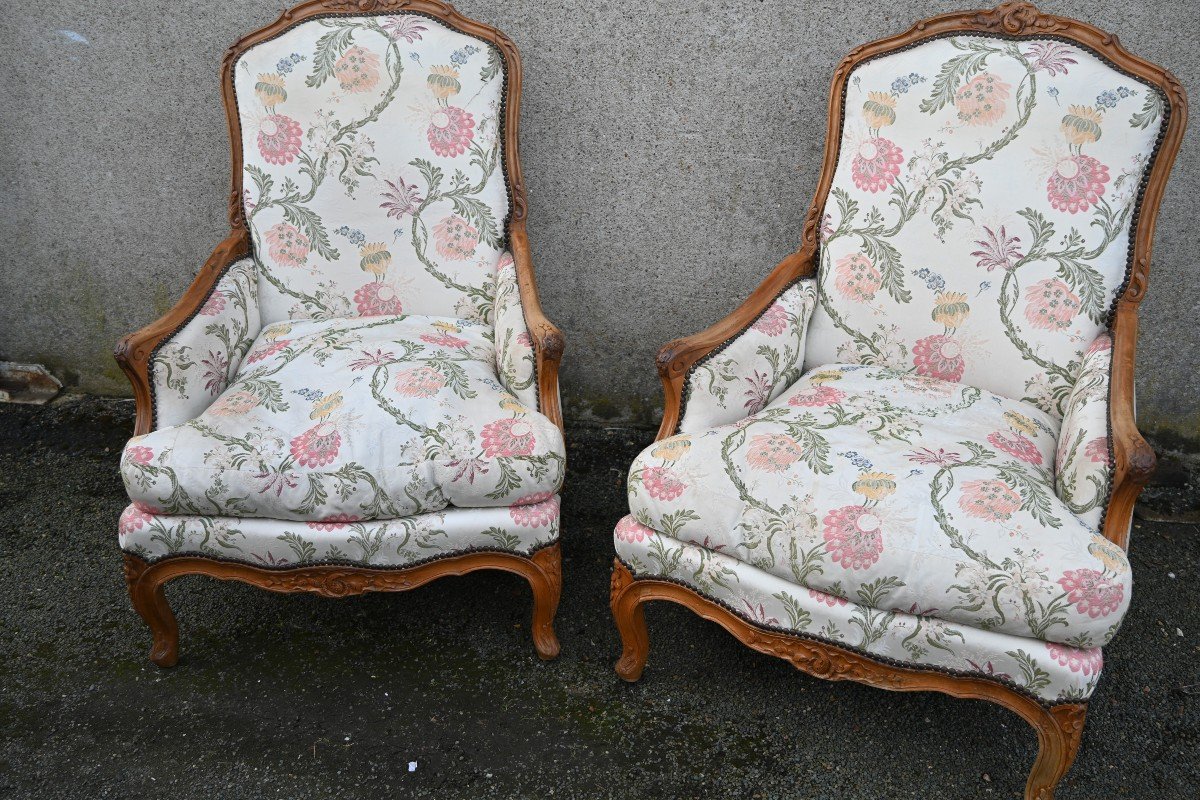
<box><xmin>655</xmin><ymin>245</ymin><xmax>818</xmax><ymax>438</ymax></box>
<box><xmin>507</xmin><ymin>224</ymin><xmax>564</xmax><ymax>430</ymax></box>
<box><xmin>1055</xmin><ymin>333</ymin><xmax>1118</xmax><ymax>533</ymax></box>
<box><xmin>114</xmin><ymin>231</ymin><xmax>260</xmax><ymax>435</ymax></box>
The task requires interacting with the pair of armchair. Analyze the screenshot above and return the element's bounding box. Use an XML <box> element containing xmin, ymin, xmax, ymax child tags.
<box><xmin>115</xmin><ymin>2</ymin><xmax>1185</xmax><ymax>798</ymax></box>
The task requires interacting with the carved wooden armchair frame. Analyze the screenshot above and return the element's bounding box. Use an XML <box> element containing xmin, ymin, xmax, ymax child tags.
<box><xmin>115</xmin><ymin>0</ymin><xmax>564</xmax><ymax>667</ymax></box>
<box><xmin>610</xmin><ymin>3</ymin><xmax>1186</xmax><ymax>798</ymax></box>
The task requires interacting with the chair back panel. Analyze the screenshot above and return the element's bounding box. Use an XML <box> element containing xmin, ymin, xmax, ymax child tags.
<box><xmin>234</xmin><ymin>13</ymin><xmax>509</xmax><ymax>324</ymax></box>
<box><xmin>803</xmin><ymin>35</ymin><xmax>1167</xmax><ymax>418</ymax></box>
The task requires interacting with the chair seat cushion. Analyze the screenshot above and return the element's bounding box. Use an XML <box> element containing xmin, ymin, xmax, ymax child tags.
<box><xmin>122</xmin><ymin>315</ymin><xmax>564</xmax><ymax>522</ymax></box>
<box><xmin>627</xmin><ymin>364</ymin><xmax>1130</xmax><ymax>647</ymax></box>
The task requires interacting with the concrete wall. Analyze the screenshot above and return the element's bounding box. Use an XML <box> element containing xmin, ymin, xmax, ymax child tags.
<box><xmin>1</xmin><ymin>0</ymin><xmax>1197</xmax><ymax>442</ymax></box>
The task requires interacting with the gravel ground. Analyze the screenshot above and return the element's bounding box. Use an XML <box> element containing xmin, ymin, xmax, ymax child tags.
<box><xmin>1</xmin><ymin>397</ymin><xmax>1197</xmax><ymax>799</ymax></box>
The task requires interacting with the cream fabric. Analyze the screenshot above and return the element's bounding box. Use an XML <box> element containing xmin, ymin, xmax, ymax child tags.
<box><xmin>492</xmin><ymin>251</ymin><xmax>538</xmax><ymax>408</ymax></box>
<box><xmin>629</xmin><ymin>364</ymin><xmax>1130</xmax><ymax>647</ymax></box>
<box><xmin>234</xmin><ymin>14</ymin><xmax>510</xmax><ymax>324</ymax></box>
<box><xmin>680</xmin><ymin>279</ymin><xmax>819</xmax><ymax>433</ymax></box>
<box><xmin>614</xmin><ymin>518</ymin><xmax>1105</xmax><ymax>703</ymax></box>
<box><xmin>121</xmin><ymin>499</ymin><xmax>558</xmax><ymax>568</ymax></box>
<box><xmin>804</xmin><ymin>36</ymin><xmax>1166</xmax><ymax>420</ymax></box>
<box><xmin>152</xmin><ymin>258</ymin><xmax>261</xmax><ymax>428</ymax></box>
<box><xmin>1055</xmin><ymin>334</ymin><xmax>1114</xmax><ymax>530</ymax></box>
<box><xmin>124</xmin><ymin>315</ymin><xmax>564</xmax><ymax>522</ymax></box>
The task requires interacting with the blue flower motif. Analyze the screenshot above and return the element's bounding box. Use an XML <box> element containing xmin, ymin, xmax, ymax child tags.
<box><xmin>1117</xmin><ymin>85</ymin><xmax>1135</xmax><ymax>99</ymax></box>
<box><xmin>911</xmin><ymin>267</ymin><xmax>944</xmax><ymax>291</ymax></box>
<box><xmin>1096</xmin><ymin>89</ymin><xmax>1119</xmax><ymax>109</ymax></box>
<box><xmin>276</xmin><ymin>58</ymin><xmax>293</xmax><ymax>74</ymax></box>
<box><xmin>891</xmin><ymin>77</ymin><xmax>911</xmax><ymax>94</ymax></box>
<box><xmin>335</xmin><ymin>225</ymin><xmax>366</xmax><ymax>246</ymax></box>
<box><xmin>450</xmin><ymin>44</ymin><xmax>479</xmax><ymax>66</ymax></box>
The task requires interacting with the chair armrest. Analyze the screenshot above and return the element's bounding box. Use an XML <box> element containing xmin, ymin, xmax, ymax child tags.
<box><xmin>655</xmin><ymin>244</ymin><xmax>818</xmax><ymax>438</ymax></box>
<box><xmin>509</xmin><ymin>224</ymin><xmax>565</xmax><ymax>430</ymax></box>
<box><xmin>114</xmin><ymin>231</ymin><xmax>258</xmax><ymax>435</ymax></box>
<box><xmin>1054</xmin><ymin>333</ymin><xmax>1115</xmax><ymax>532</ymax></box>
<box><xmin>1102</xmin><ymin>301</ymin><xmax>1157</xmax><ymax>549</ymax></box>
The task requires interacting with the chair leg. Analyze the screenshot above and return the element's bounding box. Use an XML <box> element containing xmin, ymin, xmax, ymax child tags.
<box><xmin>123</xmin><ymin>554</ymin><xmax>180</xmax><ymax>668</ymax></box>
<box><xmin>527</xmin><ymin>544</ymin><xmax>562</xmax><ymax>661</ymax></box>
<box><xmin>610</xmin><ymin>559</ymin><xmax>649</xmax><ymax>682</ymax></box>
<box><xmin>1025</xmin><ymin>703</ymin><xmax>1087</xmax><ymax>800</ymax></box>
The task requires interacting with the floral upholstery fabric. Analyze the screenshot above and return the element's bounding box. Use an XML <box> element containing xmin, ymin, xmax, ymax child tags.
<box><xmin>121</xmin><ymin>498</ymin><xmax>558</xmax><ymax>568</ymax></box>
<box><xmin>152</xmin><ymin>258</ymin><xmax>261</xmax><ymax>428</ymax></box>
<box><xmin>628</xmin><ymin>364</ymin><xmax>1130</xmax><ymax>647</ymax></box>
<box><xmin>492</xmin><ymin>251</ymin><xmax>538</xmax><ymax>408</ymax></box>
<box><xmin>122</xmin><ymin>314</ymin><xmax>564</xmax><ymax>522</ymax></box>
<box><xmin>614</xmin><ymin>519</ymin><xmax>1104</xmax><ymax>703</ymax></box>
<box><xmin>1055</xmin><ymin>334</ymin><xmax>1113</xmax><ymax>530</ymax></box>
<box><xmin>804</xmin><ymin>36</ymin><xmax>1166</xmax><ymax>420</ymax></box>
<box><xmin>681</xmin><ymin>280</ymin><xmax>819</xmax><ymax>433</ymax></box>
<box><xmin>234</xmin><ymin>14</ymin><xmax>510</xmax><ymax>324</ymax></box>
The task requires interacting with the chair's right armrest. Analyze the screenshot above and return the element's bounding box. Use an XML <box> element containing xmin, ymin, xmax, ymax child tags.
<box><xmin>114</xmin><ymin>230</ymin><xmax>259</xmax><ymax>435</ymax></box>
<box><xmin>655</xmin><ymin>244</ymin><xmax>818</xmax><ymax>438</ymax></box>
<box><xmin>509</xmin><ymin>224</ymin><xmax>565</xmax><ymax>430</ymax></box>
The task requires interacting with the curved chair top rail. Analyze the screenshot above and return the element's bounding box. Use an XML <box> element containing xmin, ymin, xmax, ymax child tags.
<box><xmin>219</xmin><ymin>0</ymin><xmax>529</xmax><ymax>235</ymax></box>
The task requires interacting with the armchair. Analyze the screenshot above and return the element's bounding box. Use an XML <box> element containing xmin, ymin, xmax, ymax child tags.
<box><xmin>611</xmin><ymin>4</ymin><xmax>1185</xmax><ymax>797</ymax></box>
<box><xmin>115</xmin><ymin>0</ymin><xmax>565</xmax><ymax>666</ymax></box>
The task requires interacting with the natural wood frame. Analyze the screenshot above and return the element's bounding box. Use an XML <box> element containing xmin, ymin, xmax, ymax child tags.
<box><xmin>618</xmin><ymin>3</ymin><xmax>1186</xmax><ymax>798</ymax></box>
<box><xmin>113</xmin><ymin>0</ymin><xmax>564</xmax><ymax>666</ymax></box>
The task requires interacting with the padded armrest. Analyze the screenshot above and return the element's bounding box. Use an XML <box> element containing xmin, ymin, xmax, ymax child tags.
<box><xmin>507</xmin><ymin>225</ymin><xmax>564</xmax><ymax>429</ymax></box>
<box><xmin>677</xmin><ymin>278</ymin><xmax>819</xmax><ymax>433</ymax></box>
<box><xmin>1055</xmin><ymin>333</ymin><xmax>1114</xmax><ymax>530</ymax></box>
<box><xmin>149</xmin><ymin>257</ymin><xmax>261</xmax><ymax>428</ymax></box>
<box><xmin>493</xmin><ymin>250</ymin><xmax>539</xmax><ymax>409</ymax></box>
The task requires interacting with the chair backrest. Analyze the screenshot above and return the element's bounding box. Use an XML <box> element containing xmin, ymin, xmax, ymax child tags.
<box><xmin>229</xmin><ymin>7</ymin><xmax>513</xmax><ymax>325</ymax></box>
<box><xmin>803</xmin><ymin>29</ymin><xmax>1171</xmax><ymax>418</ymax></box>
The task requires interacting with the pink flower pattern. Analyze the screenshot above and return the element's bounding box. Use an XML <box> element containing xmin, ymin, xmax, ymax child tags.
<box><xmin>745</xmin><ymin>434</ymin><xmax>804</xmax><ymax>473</ymax></box>
<box><xmin>394</xmin><ymin>365</ymin><xmax>446</xmax><ymax>398</ymax></box>
<box><xmin>257</xmin><ymin>114</ymin><xmax>303</xmax><ymax>165</ymax></box>
<box><xmin>1024</xmin><ymin>278</ymin><xmax>1081</xmax><ymax>331</ymax></box>
<box><xmin>751</xmin><ymin>303</ymin><xmax>788</xmax><ymax>336</ymax></box>
<box><xmin>912</xmin><ymin>334</ymin><xmax>966</xmax><ymax>382</ymax></box>
<box><xmin>432</xmin><ymin>215</ymin><xmax>480</xmax><ymax>261</ymax></box>
<box><xmin>1046</xmin><ymin>155</ymin><xmax>1110</xmax><ymax>214</ymax></box>
<box><xmin>834</xmin><ymin>253</ymin><xmax>882</xmax><ymax>303</ymax></box>
<box><xmin>427</xmin><ymin>106</ymin><xmax>475</xmax><ymax>157</ymax></box>
<box><xmin>850</xmin><ymin>137</ymin><xmax>903</xmax><ymax>193</ymax></box>
<box><xmin>480</xmin><ymin>418</ymin><xmax>536</xmax><ymax>458</ymax></box>
<box><xmin>509</xmin><ymin>492</ymin><xmax>560</xmax><ymax>527</ymax></box>
<box><xmin>822</xmin><ymin>505</ymin><xmax>885</xmax><ymax>571</ymax></box>
<box><xmin>641</xmin><ymin>466</ymin><xmax>686</xmax><ymax>501</ymax></box>
<box><xmin>1058</xmin><ymin>569</ymin><xmax>1124</xmax><ymax>618</ymax></box>
<box><xmin>353</xmin><ymin>282</ymin><xmax>403</xmax><ymax>317</ymax></box>
<box><xmin>289</xmin><ymin>422</ymin><xmax>342</xmax><ymax>468</ymax></box>
<box><xmin>958</xmin><ymin>479</ymin><xmax>1022</xmax><ymax>521</ymax></box>
<box><xmin>987</xmin><ymin>431</ymin><xmax>1044</xmax><ymax>466</ymax></box>
<box><xmin>264</xmin><ymin>223</ymin><xmax>310</xmax><ymax>267</ymax></box>
<box><xmin>788</xmin><ymin>385</ymin><xmax>846</xmax><ymax>407</ymax></box>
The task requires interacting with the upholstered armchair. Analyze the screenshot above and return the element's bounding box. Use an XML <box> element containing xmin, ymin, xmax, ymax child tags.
<box><xmin>115</xmin><ymin>0</ymin><xmax>565</xmax><ymax>666</ymax></box>
<box><xmin>610</xmin><ymin>4</ymin><xmax>1185</xmax><ymax>797</ymax></box>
